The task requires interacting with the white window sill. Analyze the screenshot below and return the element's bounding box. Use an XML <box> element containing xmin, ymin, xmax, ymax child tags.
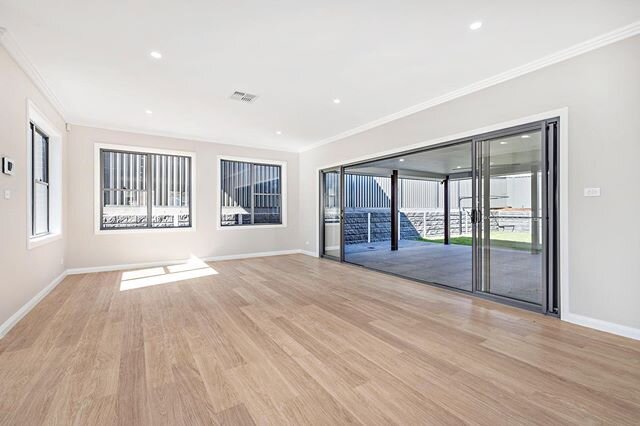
<box><xmin>216</xmin><ymin>224</ymin><xmax>287</xmax><ymax>231</ymax></box>
<box><xmin>95</xmin><ymin>226</ymin><xmax>196</xmax><ymax>235</ymax></box>
<box><xmin>28</xmin><ymin>232</ymin><xmax>62</xmax><ymax>250</ymax></box>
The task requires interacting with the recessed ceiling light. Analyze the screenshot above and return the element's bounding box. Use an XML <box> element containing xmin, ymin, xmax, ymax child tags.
<box><xmin>456</xmin><ymin>166</ymin><xmax>462</xmax><ymax>169</ymax></box>
<box><xmin>333</xmin><ymin>98</ymin><xmax>341</xmax><ymax>104</ymax></box>
<box><xmin>500</xmin><ymin>141</ymin><xmax>508</xmax><ymax>145</ymax></box>
<box><xmin>469</xmin><ymin>21</ymin><xmax>483</xmax><ymax>30</ymax></box>
<box><xmin>150</xmin><ymin>51</ymin><xmax>162</xmax><ymax>59</ymax></box>
<box><xmin>276</xmin><ymin>130</ymin><xmax>282</xmax><ymax>135</ymax></box>
<box><xmin>521</xmin><ymin>134</ymin><xmax>530</xmax><ymax>138</ymax></box>
<box><xmin>399</xmin><ymin>158</ymin><xmax>405</xmax><ymax>162</ymax></box>
<box><xmin>145</xmin><ymin>109</ymin><xmax>153</xmax><ymax>115</ymax></box>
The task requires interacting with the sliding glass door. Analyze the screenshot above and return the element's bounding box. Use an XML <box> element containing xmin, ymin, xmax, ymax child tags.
<box><xmin>320</xmin><ymin>119</ymin><xmax>559</xmax><ymax>315</ymax></box>
<box><xmin>320</xmin><ymin>168</ymin><xmax>342</xmax><ymax>260</ymax></box>
<box><xmin>476</xmin><ymin>127</ymin><xmax>544</xmax><ymax>306</ymax></box>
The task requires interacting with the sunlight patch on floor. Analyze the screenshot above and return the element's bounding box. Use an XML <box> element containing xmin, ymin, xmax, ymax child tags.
<box><xmin>120</xmin><ymin>257</ymin><xmax>218</xmax><ymax>291</ymax></box>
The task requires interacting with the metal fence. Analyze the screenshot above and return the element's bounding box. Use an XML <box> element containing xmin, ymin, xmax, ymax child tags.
<box><xmin>220</xmin><ymin>159</ymin><xmax>282</xmax><ymax>225</ymax></box>
<box><xmin>325</xmin><ymin>173</ymin><xmax>535</xmax><ymax>210</ymax></box>
<box><xmin>102</xmin><ymin>151</ymin><xmax>190</xmax><ymax>208</ymax></box>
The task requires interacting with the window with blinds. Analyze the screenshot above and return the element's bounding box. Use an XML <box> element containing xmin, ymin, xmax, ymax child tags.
<box><xmin>100</xmin><ymin>149</ymin><xmax>192</xmax><ymax>230</ymax></box>
<box><xmin>220</xmin><ymin>159</ymin><xmax>282</xmax><ymax>226</ymax></box>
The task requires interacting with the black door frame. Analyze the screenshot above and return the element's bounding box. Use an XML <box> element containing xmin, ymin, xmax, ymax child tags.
<box><xmin>319</xmin><ymin>167</ymin><xmax>344</xmax><ymax>261</ymax></box>
<box><xmin>318</xmin><ymin>118</ymin><xmax>559</xmax><ymax>316</ymax></box>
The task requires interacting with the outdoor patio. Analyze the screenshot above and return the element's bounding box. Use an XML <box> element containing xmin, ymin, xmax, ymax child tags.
<box><xmin>344</xmin><ymin>239</ymin><xmax>542</xmax><ymax>304</ymax></box>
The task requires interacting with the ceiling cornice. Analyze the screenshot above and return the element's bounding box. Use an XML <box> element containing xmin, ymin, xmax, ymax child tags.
<box><xmin>299</xmin><ymin>20</ymin><xmax>640</xmax><ymax>153</ymax></box>
<box><xmin>69</xmin><ymin>121</ymin><xmax>301</xmax><ymax>153</ymax></box>
<box><xmin>2</xmin><ymin>20</ymin><xmax>639</xmax><ymax>153</ymax></box>
<box><xmin>0</xmin><ymin>27</ymin><xmax>68</xmax><ymax>121</ymax></box>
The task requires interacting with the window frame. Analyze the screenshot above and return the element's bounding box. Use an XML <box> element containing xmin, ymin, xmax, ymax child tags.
<box><xmin>26</xmin><ymin>100</ymin><xmax>63</xmax><ymax>250</ymax></box>
<box><xmin>217</xmin><ymin>155</ymin><xmax>287</xmax><ymax>230</ymax></box>
<box><xmin>31</xmin><ymin>123</ymin><xmax>51</xmax><ymax>237</ymax></box>
<box><xmin>94</xmin><ymin>143</ymin><xmax>196</xmax><ymax>234</ymax></box>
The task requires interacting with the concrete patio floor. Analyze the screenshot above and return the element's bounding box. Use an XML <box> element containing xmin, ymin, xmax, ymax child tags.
<box><xmin>344</xmin><ymin>239</ymin><xmax>542</xmax><ymax>304</ymax></box>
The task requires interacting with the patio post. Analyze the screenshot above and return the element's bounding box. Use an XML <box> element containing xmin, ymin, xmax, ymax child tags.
<box><xmin>443</xmin><ymin>176</ymin><xmax>450</xmax><ymax>245</ymax></box>
<box><xmin>391</xmin><ymin>170</ymin><xmax>398</xmax><ymax>251</ymax></box>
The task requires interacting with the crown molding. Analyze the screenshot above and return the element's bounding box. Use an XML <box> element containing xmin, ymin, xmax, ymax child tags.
<box><xmin>69</xmin><ymin>121</ymin><xmax>301</xmax><ymax>153</ymax></box>
<box><xmin>0</xmin><ymin>27</ymin><xmax>68</xmax><ymax>121</ymax></box>
<box><xmin>300</xmin><ymin>20</ymin><xmax>640</xmax><ymax>153</ymax></box>
<box><xmin>3</xmin><ymin>20</ymin><xmax>639</xmax><ymax>154</ymax></box>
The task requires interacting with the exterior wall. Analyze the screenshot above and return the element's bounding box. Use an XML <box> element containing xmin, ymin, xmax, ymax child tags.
<box><xmin>300</xmin><ymin>35</ymin><xmax>640</xmax><ymax>330</ymax></box>
<box><xmin>66</xmin><ymin>125</ymin><xmax>299</xmax><ymax>269</ymax></box>
<box><xmin>0</xmin><ymin>45</ymin><xmax>67</xmax><ymax>329</ymax></box>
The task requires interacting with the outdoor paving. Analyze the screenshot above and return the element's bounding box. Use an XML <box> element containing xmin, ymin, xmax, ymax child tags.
<box><xmin>344</xmin><ymin>239</ymin><xmax>542</xmax><ymax>304</ymax></box>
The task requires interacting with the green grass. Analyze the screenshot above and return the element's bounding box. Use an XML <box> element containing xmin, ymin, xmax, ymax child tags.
<box><xmin>419</xmin><ymin>232</ymin><xmax>534</xmax><ymax>251</ymax></box>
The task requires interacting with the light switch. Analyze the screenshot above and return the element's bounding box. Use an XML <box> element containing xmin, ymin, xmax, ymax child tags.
<box><xmin>584</xmin><ymin>187</ymin><xmax>601</xmax><ymax>197</ymax></box>
<box><xmin>4</xmin><ymin>189</ymin><xmax>10</xmax><ymax>200</ymax></box>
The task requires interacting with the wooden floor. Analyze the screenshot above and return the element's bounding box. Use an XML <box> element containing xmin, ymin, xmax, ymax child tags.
<box><xmin>0</xmin><ymin>255</ymin><xmax>639</xmax><ymax>425</ymax></box>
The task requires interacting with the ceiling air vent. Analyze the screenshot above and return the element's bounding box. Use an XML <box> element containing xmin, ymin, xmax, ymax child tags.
<box><xmin>229</xmin><ymin>91</ymin><xmax>258</xmax><ymax>103</ymax></box>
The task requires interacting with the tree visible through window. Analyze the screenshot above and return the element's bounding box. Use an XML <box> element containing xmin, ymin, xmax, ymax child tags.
<box><xmin>220</xmin><ymin>159</ymin><xmax>282</xmax><ymax>226</ymax></box>
<box><xmin>100</xmin><ymin>149</ymin><xmax>192</xmax><ymax>229</ymax></box>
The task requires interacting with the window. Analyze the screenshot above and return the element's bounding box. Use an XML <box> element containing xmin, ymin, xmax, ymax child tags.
<box><xmin>31</xmin><ymin>123</ymin><xmax>50</xmax><ymax>236</ymax></box>
<box><xmin>100</xmin><ymin>148</ymin><xmax>192</xmax><ymax>230</ymax></box>
<box><xmin>220</xmin><ymin>158</ymin><xmax>284</xmax><ymax>227</ymax></box>
<box><xmin>27</xmin><ymin>101</ymin><xmax>62</xmax><ymax>249</ymax></box>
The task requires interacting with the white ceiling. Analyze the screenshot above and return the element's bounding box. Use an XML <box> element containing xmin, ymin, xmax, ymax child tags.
<box><xmin>350</xmin><ymin>131</ymin><xmax>542</xmax><ymax>176</ymax></box>
<box><xmin>1</xmin><ymin>1</ymin><xmax>639</xmax><ymax>152</ymax></box>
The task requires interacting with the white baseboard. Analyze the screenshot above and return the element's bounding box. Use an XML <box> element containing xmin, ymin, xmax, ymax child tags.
<box><xmin>66</xmin><ymin>258</ymin><xmax>194</xmax><ymax>275</ymax></box>
<box><xmin>204</xmin><ymin>249</ymin><xmax>302</xmax><ymax>262</ymax></box>
<box><xmin>5</xmin><ymin>253</ymin><xmax>639</xmax><ymax>343</ymax></box>
<box><xmin>66</xmin><ymin>249</ymin><xmax>308</xmax><ymax>275</ymax></box>
<box><xmin>0</xmin><ymin>270</ymin><xmax>68</xmax><ymax>339</ymax></box>
<box><xmin>563</xmin><ymin>312</ymin><xmax>640</xmax><ymax>341</ymax></box>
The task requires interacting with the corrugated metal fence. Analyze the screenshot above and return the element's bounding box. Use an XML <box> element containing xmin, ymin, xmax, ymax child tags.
<box><xmin>102</xmin><ymin>151</ymin><xmax>191</xmax><ymax>207</ymax></box>
<box><xmin>325</xmin><ymin>173</ymin><xmax>533</xmax><ymax>210</ymax></box>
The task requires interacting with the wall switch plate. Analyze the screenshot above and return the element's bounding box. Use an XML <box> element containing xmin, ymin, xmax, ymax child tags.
<box><xmin>4</xmin><ymin>189</ymin><xmax>10</xmax><ymax>200</ymax></box>
<box><xmin>584</xmin><ymin>187</ymin><xmax>601</xmax><ymax>197</ymax></box>
<box><xmin>2</xmin><ymin>157</ymin><xmax>15</xmax><ymax>175</ymax></box>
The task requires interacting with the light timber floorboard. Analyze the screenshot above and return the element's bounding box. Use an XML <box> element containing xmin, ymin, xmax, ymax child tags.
<box><xmin>0</xmin><ymin>254</ymin><xmax>639</xmax><ymax>425</ymax></box>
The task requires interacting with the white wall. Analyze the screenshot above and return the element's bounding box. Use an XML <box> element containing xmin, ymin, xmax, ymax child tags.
<box><xmin>2</xmin><ymin>33</ymin><xmax>639</xmax><ymax>340</ymax></box>
<box><xmin>299</xmin><ymin>35</ymin><xmax>640</xmax><ymax>332</ymax></box>
<box><xmin>66</xmin><ymin>125</ymin><xmax>299</xmax><ymax>269</ymax></box>
<box><xmin>0</xmin><ymin>45</ymin><xmax>67</xmax><ymax>331</ymax></box>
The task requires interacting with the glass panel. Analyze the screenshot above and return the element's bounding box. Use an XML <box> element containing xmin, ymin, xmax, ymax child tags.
<box><xmin>342</xmin><ymin>142</ymin><xmax>473</xmax><ymax>291</ymax></box>
<box><xmin>322</xmin><ymin>170</ymin><xmax>341</xmax><ymax>258</ymax></box>
<box><xmin>102</xmin><ymin>151</ymin><xmax>148</xmax><ymax>229</ymax></box>
<box><xmin>33</xmin><ymin>130</ymin><xmax>48</xmax><ymax>182</ymax></box>
<box><xmin>253</xmin><ymin>163</ymin><xmax>281</xmax><ymax>224</ymax></box>
<box><xmin>34</xmin><ymin>182</ymin><xmax>49</xmax><ymax>235</ymax></box>
<box><xmin>478</xmin><ymin>130</ymin><xmax>543</xmax><ymax>305</ymax></box>
<box><xmin>151</xmin><ymin>154</ymin><xmax>191</xmax><ymax>228</ymax></box>
<box><xmin>220</xmin><ymin>160</ymin><xmax>252</xmax><ymax>225</ymax></box>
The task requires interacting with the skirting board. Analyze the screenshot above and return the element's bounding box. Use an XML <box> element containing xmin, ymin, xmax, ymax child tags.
<box><xmin>0</xmin><ymin>270</ymin><xmax>68</xmax><ymax>339</ymax></box>
<box><xmin>0</xmin><ymin>249</ymin><xmax>314</xmax><ymax>339</ymax></box>
<box><xmin>3</xmin><ymin>250</ymin><xmax>638</xmax><ymax>342</ymax></box>
<box><xmin>66</xmin><ymin>249</ymin><xmax>312</xmax><ymax>275</ymax></box>
<box><xmin>204</xmin><ymin>249</ymin><xmax>303</xmax><ymax>262</ymax></box>
<box><xmin>563</xmin><ymin>313</ymin><xmax>640</xmax><ymax>341</ymax></box>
